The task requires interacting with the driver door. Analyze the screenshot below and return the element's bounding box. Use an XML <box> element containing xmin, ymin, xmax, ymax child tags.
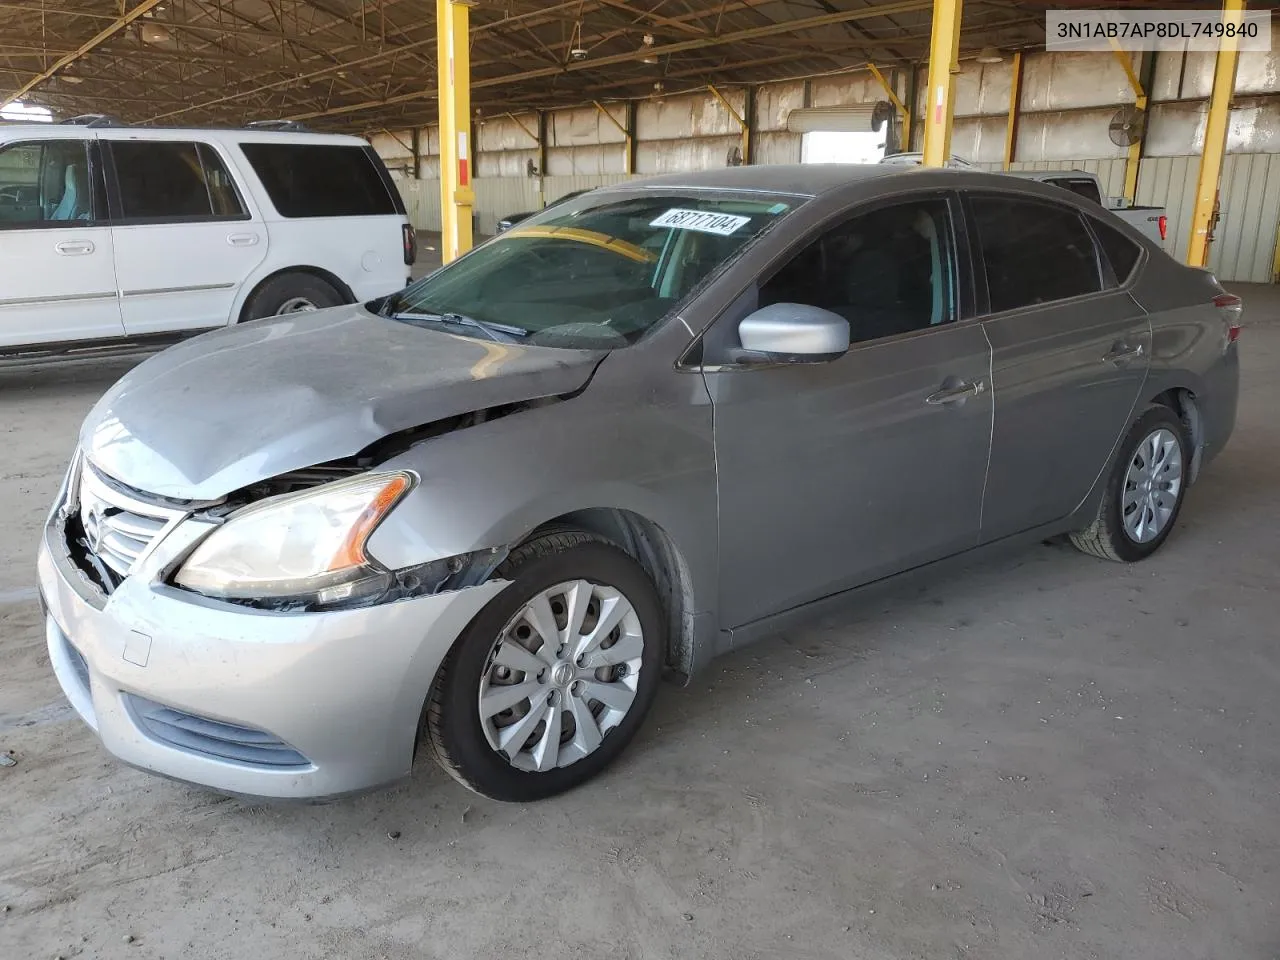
<box><xmin>702</xmin><ymin>193</ymin><xmax>994</xmax><ymax>629</ymax></box>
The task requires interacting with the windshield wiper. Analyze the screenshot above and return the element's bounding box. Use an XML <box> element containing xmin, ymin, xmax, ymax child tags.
<box><xmin>390</xmin><ymin>311</ymin><xmax>528</xmax><ymax>343</ymax></box>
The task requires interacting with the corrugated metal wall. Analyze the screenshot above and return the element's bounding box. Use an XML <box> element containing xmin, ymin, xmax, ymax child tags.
<box><xmin>1204</xmin><ymin>154</ymin><xmax>1280</xmax><ymax>282</ymax></box>
<box><xmin>1135</xmin><ymin>156</ymin><xmax>1199</xmax><ymax>265</ymax></box>
<box><xmin>371</xmin><ymin>29</ymin><xmax>1280</xmax><ymax>280</ymax></box>
<box><xmin>394</xmin><ymin>174</ymin><xmax>633</xmax><ymax>234</ymax></box>
<box><xmin>1135</xmin><ymin>155</ymin><xmax>1280</xmax><ymax>282</ymax></box>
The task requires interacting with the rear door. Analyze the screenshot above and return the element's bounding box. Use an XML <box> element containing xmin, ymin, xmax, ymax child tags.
<box><xmin>105</xmin><ymin>137</ymin><xmax>267</xmax><ymax>335</ymax></box>
<box><xmin>236</xmin><ymin>141</ymin><xmax>407</xmax><ymax>300</ymax></box>
<box><xmin>971</xmin><ymin>192</ymin><xmax>1151</xmax><ymax>542</ymax></box>
<box><xmin>0</xmin><ymin>136</ymin><xmax>124</xmax><ymax>348</ymax></box>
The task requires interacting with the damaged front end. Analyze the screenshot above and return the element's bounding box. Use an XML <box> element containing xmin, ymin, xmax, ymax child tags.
<box><xmin>60</xmin><ymin>401</ymin><xmax>570</xmax><ymax>614</ymax></box>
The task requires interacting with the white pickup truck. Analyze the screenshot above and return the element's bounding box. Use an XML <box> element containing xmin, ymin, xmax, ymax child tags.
<box><xmin>1001</xmin><ymin>169</ymin><xmax>1168</xmax><ymax>247</ymax></box>
<box><xmin>878</xmin><ymin>153</ymin><xmax>1168</xmax><ymax>247</ymax></box>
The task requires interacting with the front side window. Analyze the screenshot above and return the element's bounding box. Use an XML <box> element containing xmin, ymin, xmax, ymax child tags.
<box><xmin>971</xmin><ymin>196</ymin><xmax>1102</xmax><ymax>313</ymax></box>
<box><xmin>760</xmin><ymin>196</ymin><xmax>957</xmax><ymax>344</ymax></box>
<box><xmin>239</xmin><ymin>143</ymin><xmax>398</xmax><ymax>218</ymax></box>
<box><xmin>0</xmin><ymin>139</ymin><xmax>95</xmax><ymax>227</ymax></box>
<box><xmin>110</xmin><ymin>140</ymin><xmax>247</xmax><ymax>221</ymax></box>
<box><xmin>379</xmin><ymin>192</ymin><xmax>796</xmax><ymax>349</ymax></box>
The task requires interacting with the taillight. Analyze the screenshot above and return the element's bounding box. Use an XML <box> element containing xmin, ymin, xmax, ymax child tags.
<box><xmin>1158</xmin><ymin>215</ymin><xmax>1168</xmax><ymax>241</ymax></box>
<box><xmin>1213</xmin><ymin>292</ymin><xmax>1242</xmax><ymax>343</ymax></box>
<box><xmin>402</xmin><ymin>223</ymin><xmax>417</xmax><ymax>266</ymax></box>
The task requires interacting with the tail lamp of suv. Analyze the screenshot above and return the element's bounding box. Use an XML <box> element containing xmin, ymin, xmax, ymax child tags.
<box><xmin>402</xmin><ymin>223</ymin><xmax>417</xmax><ymax>266</ymax></box>
<box><xmin>1158</xmin><ymin>215</ymin><xmax>1168</xmax><ymax>241</ymax></box>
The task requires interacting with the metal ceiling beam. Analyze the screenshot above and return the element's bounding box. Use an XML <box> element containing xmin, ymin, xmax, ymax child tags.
<box><xmin>288</xmin><ymin>0</ymin><xmax>935</xmax><ymax>122</ymax></box>
<box><xmin>1</xmin><ymin>0</ymin><xmax>167</xmax><ymax>111</ymax></box>
<box><xmin>147</xmin><ymin>0</ymin><xmax>782</xmax><ymax>123</ymax></box>
<box><xmin>594</xmin><ymin>0</ymin><xmax>709</xmax><ymax>36</ymax></box>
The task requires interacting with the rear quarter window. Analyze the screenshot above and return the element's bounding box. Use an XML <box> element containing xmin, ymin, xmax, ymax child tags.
<box><xmin>1089</xmin><ymin>217</ymin><xmax>1143</xmax><ymax>285</ymax></box>
<box><xmin>239</xmin><ymin>143</ymin><xmax>399</xmax><ymax>218</ymax></box>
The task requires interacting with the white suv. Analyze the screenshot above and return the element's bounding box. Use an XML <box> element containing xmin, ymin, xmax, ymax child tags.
<box><xmin>0</xmin><ymin>120</ymin><xmax>415</xmax><ymax>356</ymax></box>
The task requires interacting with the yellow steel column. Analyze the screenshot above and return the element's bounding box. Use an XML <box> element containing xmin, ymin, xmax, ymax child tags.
<box><xmin>437</xmin><ymin>0</ymin><xmax>474</xmax><ymax>263</ymax></box>
<box><xmin>1002</xmin><ymin>50</ymin><xmax>1022</xmax><ymax>170</ymax></box>
<box><xmin>707</xmin><ymin>85</ymin><xmax>750</xmax><ymax>167</ymax></box>
<box><xmin>1110</xmin><ymin>44</ymin><xmax>1147</xmax><ymax>205</ymax></box>
<box><xmin>921</xmin><ymin>0</ymin><xmax>963</xmax><ymax>167</ymax></box>
<box><xmin>1188</xmin><ymin>0</ymin><xmax>1245</xmax><ymax>267</ymax></box>
<box><xmin>593</xmin><ymin>101</ymin><xmax>633</xmax><ymax>175</ymax></box>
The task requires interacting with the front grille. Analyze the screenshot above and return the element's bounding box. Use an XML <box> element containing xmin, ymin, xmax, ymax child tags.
<box><xmin>70</xmin><ymin>460</ymin><xmax>185</xmax><ymax>587</ymax></box>
<box><xmin>125</xmin><ymin>695</ymin><xmax>311</xmax><ymax>768</ymax></box>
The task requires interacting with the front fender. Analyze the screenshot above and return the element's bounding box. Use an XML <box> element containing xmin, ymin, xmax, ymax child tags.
<box><xmin>363</xmin><ymin>381</ymin><xmax>718</xmax><ymax>631</ymax></box>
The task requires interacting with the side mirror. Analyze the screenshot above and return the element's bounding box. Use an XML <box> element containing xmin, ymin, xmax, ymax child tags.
<box><xmin>733</xmin><ymin>302</ymin><xmax>850</xmax><ymax>365</ymax></box>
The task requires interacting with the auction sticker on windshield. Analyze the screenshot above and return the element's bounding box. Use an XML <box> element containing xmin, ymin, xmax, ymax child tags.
<box><xmin>650</xmin><ymin>209</ymin><xmax>752</xmax><ymax>235</ymax></box>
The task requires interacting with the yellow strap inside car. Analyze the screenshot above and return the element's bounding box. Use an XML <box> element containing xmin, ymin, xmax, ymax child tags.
<box><xmin>504</xmin><ymin>224</ymin><xmax>657</xmax><ymax>264</ymax></box>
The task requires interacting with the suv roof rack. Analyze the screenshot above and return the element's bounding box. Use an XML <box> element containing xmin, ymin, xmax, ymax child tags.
<box><xmin>59</xmin><ymin>114</ymin><xmax>124</xmax><ymax>128</ymax></box>
<box><xmin>245</xmin><ymin>119</ymin><xmax>310</xmax><ymax>132</ymax></box>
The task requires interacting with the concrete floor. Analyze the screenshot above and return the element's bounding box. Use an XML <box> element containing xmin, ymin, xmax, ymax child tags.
<box><xmin>1</xmin><ymin>290</ymin><xmax>1277</xmax><ymax>960</ymax></box>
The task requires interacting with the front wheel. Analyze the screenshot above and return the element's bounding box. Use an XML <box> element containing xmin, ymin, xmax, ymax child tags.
<box><xmin>1070</xmin><ymin>404</ymin><xmax>1191</xmax><ymax>562</ymax></box>
<box><xmin>424</xmin><ymin>530</ymin><xmax>665</xmax><ymax>801</ymax></box>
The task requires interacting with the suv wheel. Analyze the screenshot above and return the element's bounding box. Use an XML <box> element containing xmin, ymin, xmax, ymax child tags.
<box><xmin>242</xmin><ymin>273</ymin><xmax>345</xmax><ymax>321</ymax></box>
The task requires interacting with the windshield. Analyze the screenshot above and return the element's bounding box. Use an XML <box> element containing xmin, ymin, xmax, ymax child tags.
<box><xmin>380</xmin><ymin>191</ymin><xmax>797</xmax><ymax>349</ymax></box>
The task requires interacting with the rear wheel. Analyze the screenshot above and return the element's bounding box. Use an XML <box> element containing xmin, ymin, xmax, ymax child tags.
<box><xmin>424</xmin><ymin>530</ymin><xmax>665</xmax><ymax>801</ymax></box>
<box><xmin>241</xmin><ymin>273</ymin><xmax>345</xmax><ymax>321</ymax></box>
<box><xmin>1070</xmin><ymin>404</ymin><xmax>1191</xmax><ymax>562</ymax></box>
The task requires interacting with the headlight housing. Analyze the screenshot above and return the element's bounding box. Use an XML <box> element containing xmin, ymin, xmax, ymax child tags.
<box><xmin>173</xmin><ymin>471</ymin><xmax>413</xmax><ymax>608</ymax></box>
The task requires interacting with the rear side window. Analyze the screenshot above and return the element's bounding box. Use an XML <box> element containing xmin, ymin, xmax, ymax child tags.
<box><xmin>970</xmin><ymin>196</ymin><xmax>1102</xmax><ymax>312</ymax></box>
<box><xmin>1090</xmin><ymin>217</ymin><xmax>1143</xmax><ymax>285</ymax></box>
<box><xmin>110</xmin><ymin>140</ymin><xmax>247</xmax><ymax>221</ymax></box>
<box><xmin>239</xmin><ymin>143</ymin><xmax>398</xmax><ymax>218</ymax></box>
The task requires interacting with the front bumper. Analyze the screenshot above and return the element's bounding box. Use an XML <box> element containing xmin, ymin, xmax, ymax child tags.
<box><xmin>38</xmin><ymin>512</ymin><xmax>507</xmax><ymax>799</ymax></box>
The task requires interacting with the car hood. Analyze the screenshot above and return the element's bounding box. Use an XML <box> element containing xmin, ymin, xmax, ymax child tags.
<box><xmin>80</xmin><ymin>304</ymin><xmax>606</xmax><ymax>501</ymax></box>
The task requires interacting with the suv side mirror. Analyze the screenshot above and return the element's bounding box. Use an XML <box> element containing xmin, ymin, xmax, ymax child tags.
<box><xmin>732</xmin><ymin>302</ymin><xmax>850</xmax><ymax>365</ymax></box>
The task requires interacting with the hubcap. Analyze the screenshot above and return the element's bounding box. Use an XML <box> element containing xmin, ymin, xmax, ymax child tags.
<box><xmin>1121</xmin><ymin>427</ymin><xmax>1184</xmax><ymax>543</ymax></box>
<box><xmin>478</xmin><ymin>579</ymin><xmax>644</xmax><ymax>772</ymax></box>
<box><xmin>275</xmin><ymin>297</ymin><xmax>318</xmax><ymax>315</ymax></box>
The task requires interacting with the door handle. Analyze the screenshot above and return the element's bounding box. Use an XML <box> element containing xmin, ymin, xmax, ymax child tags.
<box><xmin>55</xmin><ymin>239</ymin><xmax>95</xmax><ymax>256</ymax></box>
<box><xmin>926</xmin><ymin>378</ymin><xmax>986</xmax><ymax>405</ymax></box>
<box><xmin>1103</xmin><ymin>342</ymin><xmax>1144</xmax><ymax>365</ymax></box>
<box><xmin>227</xmin><ymin>232</ymin><xmax>260</xmax><ymax>247</ymax></box>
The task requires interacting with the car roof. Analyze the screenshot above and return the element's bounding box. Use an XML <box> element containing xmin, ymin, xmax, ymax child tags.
<box><xmin>602</xmin><ymin>163</ymin><xmax>1086</xmax><ymax>200</ymax></box>
<box><xmin>618</xmin><ymin>163</ymin><xmax>905</xmax><ymax>197</ymax></box>
<box><xmin>1001</xmin><ymin>169</ymin><xmax>1092</xmax><ymax>179</ymax></box>
<box><xmin>0</xmin><ymin>122</ymin><xmax>367</xmax><ymax>147</ymax></box>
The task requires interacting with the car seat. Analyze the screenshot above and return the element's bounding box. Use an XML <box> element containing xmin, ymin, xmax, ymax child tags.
<box><xmin>49</xmin><ymin>164</ymin><xmax>88</xmax><ymax>221</ymax></box>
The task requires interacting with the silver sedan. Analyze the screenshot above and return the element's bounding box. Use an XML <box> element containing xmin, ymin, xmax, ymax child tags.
<box><xmin>38</xmin><ymin>165</ymin><xmax>1240</xmax><ymax>801</ymax></box>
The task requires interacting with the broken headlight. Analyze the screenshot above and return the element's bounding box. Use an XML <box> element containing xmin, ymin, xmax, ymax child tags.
<box><xmin>173</xmin><ymin>471</ymin><xmax>413</xmax><ymax>608</ymax></box>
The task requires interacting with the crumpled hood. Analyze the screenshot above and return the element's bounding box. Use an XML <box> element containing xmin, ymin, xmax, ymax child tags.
<box><xmin>81</xmin><ymin>305</ymin><xmax>605</xmax><ymax>500</ymax></box>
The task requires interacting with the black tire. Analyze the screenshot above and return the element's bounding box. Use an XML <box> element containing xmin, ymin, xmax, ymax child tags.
<box><xmin>241</xmin><ymin>272</ymin><xmax>345</xmax><ymax>321</ymax></box>
<box><xmin>424</xmin><ymin>530</ymin><xmax>665</xmax><ymax>802</ymax></box>
<box><xmin>1070</xmin><ymin>404</ymin><xmax>1192</xmax><ymax>563</ymax></box>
